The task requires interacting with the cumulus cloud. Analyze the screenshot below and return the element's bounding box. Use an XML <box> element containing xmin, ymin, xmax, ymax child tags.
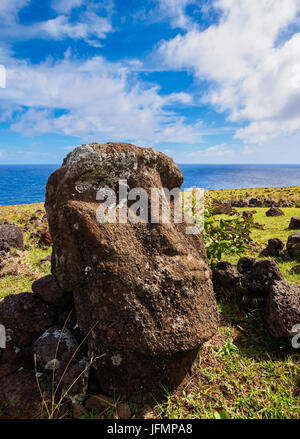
<box><xmin>0</xmin><ymin>53</ymin><xmax>204</xmax><ymax>145</ymax></box>
<box><xmin>0</xmin><ymin>0</ymin><xmax>113</xmax><ymax>46</ymax></box>
<box><xmin>155</xmin><ymin>0</ymin><xmax>198</xmax><ymax>30</ymax></box>
<box><xmin>157</xmin><ymin>0</ymin><xmax>300</xmax><ymax>144</ymax></box>
<box><xmin>0</xmin><ymin>0</ymin><xmax>30</xmax><ymax>24</ymax></box>
<box><xmin>38</xmin><ymin>12</ymin><xmax>112</xmax><ymax>40</ymax></box>
<box><xmin>51</xmin><ymin>0</ymin><xmax>85</xmax><ymax>14</ymax></box>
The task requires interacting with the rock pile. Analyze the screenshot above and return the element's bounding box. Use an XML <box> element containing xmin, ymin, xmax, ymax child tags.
<box><xmin>212</xmin><ymin>256</ymin><xmax>300</xmax><ymax>338</ymax></box>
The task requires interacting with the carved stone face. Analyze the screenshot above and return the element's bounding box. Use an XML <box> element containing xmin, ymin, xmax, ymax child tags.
<box><xmin>46</xmin><ymin>142</ymin><xmax>218</xmax><ymax>396</ymax></box>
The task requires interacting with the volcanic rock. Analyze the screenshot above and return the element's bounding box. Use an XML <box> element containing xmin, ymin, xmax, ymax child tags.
<box><xmin>286</xmin><ymin>233</ymin><xmax>300</xmax><ymax>262</ymax></box>
<box><xmin>0</xmin><ymin>370</ymin><xmax>42</xmax><ymax>418</ymax></box>
<box><xmin>211</xmin><ymin>261</ymin><xmax>240</xmax><ymax>294</ymax></box>
<box><xmin>32</xmin><ymin>274</ymin><xmax>72</xmax><ymax>308</ymax></box>
<box><xmin>45</xmin><ymin>142</ymin><xmax>219</xmax><ymax>397</ymax></box>
<box><xmin>241</xmin><ymin>259</ymin><xmax>284</xmax><ymax>297</ymax></box>
<box><xmin>266</xmin><ymin>280</ymin><xmax>300</xmax><ymax>337</ymax></box>
<box><xmin>32</xmin><ymin>326</ymin><xmax>78</xmax><ymax>372</ymax></box>
<box><xmin>211</xmin><ymin>203</ymin><xmax>234</xmax><ymax>215</ymax></box>
<box><xmin>260</xmin><ymin>238</ymin><xmax>284</xmax><ymax>257</ymax></box>
<box><xmin>237</xmin><ymin>256</ymin><xmax>257</xmax><ymax>275</ymax></box>
<box><xmin>0</xmin><ymin>224</ymin><xmax>24</xmax><ymax>249</ymax></box>
<box><xmin>289</xmin><ymin>217</ymin><xmax>300</xmax><ymax>229</ymax></box>
<box><xmin>0</xmin><ymin>292</ymin><xmax>56</xmax><ymax>347</ymax></box>
<box><xmin>266</xmin><ymin>207</ymin><xmax>284</xmax><ymax>217</ymax></box>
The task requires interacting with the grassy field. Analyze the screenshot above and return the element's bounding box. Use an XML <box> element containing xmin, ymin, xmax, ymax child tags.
<box><xmin>0</xmin><ymin>188</ymin><xmax>299</xmax><ymax>419</ymax></box>
<box><xmin>208</xmin><ymin>186</ymin><xmax>300</xmax><ymax>205</ymax></box>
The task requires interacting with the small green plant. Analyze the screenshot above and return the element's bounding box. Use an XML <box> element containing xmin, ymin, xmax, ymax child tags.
<box><xmin>201</xmin><ymin>201</ymin><xmax>264</xmax><ymax>264</ymax></box>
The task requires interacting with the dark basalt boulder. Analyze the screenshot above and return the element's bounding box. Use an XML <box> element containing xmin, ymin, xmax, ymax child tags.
<box><xmin>237</xmin><ymin>256</ymin><xmax>258</xmax><ymax>275</ymax></box>
<box><xmin>212</xmin><ymin>261</ymin><xmax>240</xmax><ymax>294</ymax></box>
<box><xmin>0</xmin><ymin>224</ymin><xmax>24</xmax><ymax>250</ymax></box>
<box><xmin>0</xmin><ymin>292</ymin><xmax>56</xmax><ymax>347</ymax></box>
<box><xmin>260</xmin><ymin>238</ymin><xmax>284</xmax><ymax>257</ymax></box>
<box><xmin>266</xmin><ymin>280</ymin><xmax>300</xmax><ymax>337</ymax></box>
<box><xmin>32</xmin><ymin>274</ymin><xmax>72</xmax><ymax>308</ymax></box>
<box><xmin>32</xmin><ymin>326</ymin><xmax>78</xmax><ymax>372</ymax></box>
<box><xmin>0</xmin><ymin>370</ymin><xmax>42</xmax><ymax>418</ymax></box>
<box><xmin>266</xmin><ymin>207</ymin><xmax>284</xmax><ymax>217</ymax></box>
<box><xmin>289</xmin><ymin>217</ymin><xmax>300</xmax><ymax>230</ymax></box>
<box><xmin>212</xmin><ymin>203</ymin><xmax>234</xmax><ymax>215</ymax></box>
<box><xmin>241</xmin><ymin>259</ymin><xmax>284</xmax><ymax>297</ymax></box>
<box><xmin>286</xmin><ymin>233</ymin><xmax>300</xmax><ymax>262</ymax></box>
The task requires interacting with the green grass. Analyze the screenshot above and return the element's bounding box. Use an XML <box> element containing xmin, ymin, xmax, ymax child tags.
<box><xmin>0</xmin><ymin>195</ymin><xmax>299</xmax><ymax>419</ymax></box>
<box><xmin>153</xmin><ymin>297</ymin><xmax>300</xmax><ymax>419</ymax></box>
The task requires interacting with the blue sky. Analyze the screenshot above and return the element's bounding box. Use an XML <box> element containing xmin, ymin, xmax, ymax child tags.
<box><xmin>1</xmin><ymin>0</ymin><xmax>300</xmax><ymax>164</ymax></box>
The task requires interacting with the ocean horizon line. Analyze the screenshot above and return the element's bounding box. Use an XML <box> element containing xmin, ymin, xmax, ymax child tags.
<box><xmin>0</xmin><ymin>163</ymin><xmax>300</xmax><ymax>166</ymax></box>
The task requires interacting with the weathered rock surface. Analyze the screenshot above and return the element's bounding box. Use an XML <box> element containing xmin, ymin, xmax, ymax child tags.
<box><xmin>237</xmin><ymin>256</ymin><xmax>257</xmax><ymax>275</ymax></box>
<box><xmin>84</xmin><ymin>394</ymin><xmax>113</xmax><ymax>412</ymax></box>
<box><xmin>0</xmin><ymin>370</ymin><xmax>42</xmax><ymax>418</ymax></box>
<box><xmin>286</xmin><ymin>233</ymin><xmax>300</xmax><ymax>262</ymax></box>
<box><xmin>32</xmin><ymin>326</ymin><xmax>78</xmax><ymax>372</ymax></box>
<box><xmin>266</xmin><ymin>207</ymin><xmax>284</xmax><ymax>217</ymax></box>
<box><xmin>116</xmin><ymin>402</ymin><xmax>132</xmax><ymax>419</ymax></box>
<box><xmin>289</xmin><ymin>217</ymin><xmax>300</xmax><ymax>230</ymax></box>
<box><xmin>0</xmin><ymin>292</ymin><xmax>56</xmax><ymax>347</ymax></box>
<box><xmin>55</xmin><ymin>355</ymin><xmax>89</xmax><ymax>403</ymax></box>
<box><xmin>0</xmin><ymin>224</ymin><xmax>24</xmax><ymax>249</ymax></box>
<box><xmin>212</xmin><ymin>203</ymin><xmax>234</xmax><ymax>215</ymax></box>
<box><xmin>241</xmin><ymin>259</ymin><xmax>284</xmax><ymax>297</ymax></box>
<box><xmin>32</xmin><ymin>274</ymin><xmax>72</xmax><ymax>308</ymax></box>
<box><xmin>266</xmin><ymin>280</ymin><xmax>300</xmax><ymax>337</ymax></box>
<box><xmin>211</xmin><ymin>261</ymin><xmax>240</xmax><ymax>294</ymax></box>
<box><xmin>0</xmin><ymin>241</ymin><xmax>10</xmax><ymax>253</ymax></box>
<box><xmin>45</xmin><ymin>142</ymin><xmax>219</xmax><ymax>396</ymax></box>
<box><xmin>260</xmin><ymin>238</ymin><xmax>284</xmax><ymax>257</ymax></box>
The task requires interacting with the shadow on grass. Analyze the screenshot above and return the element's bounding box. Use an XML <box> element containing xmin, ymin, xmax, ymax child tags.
<box><xmin>216</xmin><ymin>293</ymin><xmax>296</xmax><ymax>361</ymax></box>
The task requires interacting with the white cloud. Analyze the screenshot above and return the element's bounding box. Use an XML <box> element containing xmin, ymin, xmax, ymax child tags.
<box><xmin>160</xmin><ymin>143</ymin><xmax>235</xmax><ymax>163</ymax></box>
<box><xmin>0</xmin><ymin>0</ymin><xmax>30</xmax><ymax>24</ymax></box>
<box><xmin>0</xmin><ymin>53</ymin><xmax>204</xmax><ymax>145</ymax></box>
<box><xmin>0</xmin><ymin>0</ymin><xmax>113</xmax><ymax>46</ymax></box>
<box><xmin>158</xmin><ymin>0</ymin><xmax>300</xmax><ymax>144</ymax></box>
<box><xmin>39</xmin><ymin>12</ymin><xmax>112</xmax><ymax>40</ymax></box>
<box><xmin>189</xmin><ymin>144</ymin><xmax>233</xmax><ymax>157</ymax></box>
<box><xmin>51</xmin><ymin>0</ymin><xmax>85</xmax><ymax>14</ymax></box>
<box><xmin>155</xmin><ymin>0</ymin><xmax>198</xmax><ymax>30</ymax></box>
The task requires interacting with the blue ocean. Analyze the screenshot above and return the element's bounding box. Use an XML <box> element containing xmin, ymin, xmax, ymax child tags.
<box><xmin>0</xmin><ymin>164</ymin><xmax>300</xmax><ymax>206</ymax></box>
